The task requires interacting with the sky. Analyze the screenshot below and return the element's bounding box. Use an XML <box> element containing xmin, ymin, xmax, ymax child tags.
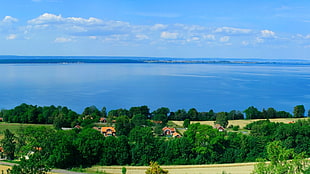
<box><xmin>0</xmin><ymin>0</ymin><xmax>310</xmax><ymax>59</ymax></box>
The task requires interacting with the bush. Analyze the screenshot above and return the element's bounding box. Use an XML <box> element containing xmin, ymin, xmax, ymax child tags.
<box><xmin>232</xmin><ymin>125</ymin><xmax>240</xmax><ymax>131</ymax></box>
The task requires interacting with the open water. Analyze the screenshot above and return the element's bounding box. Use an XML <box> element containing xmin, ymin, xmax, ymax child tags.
<box><xmin>0</xmin><ymin>57</ymin><xmax>309</xmax><ymax>113</ymax></box>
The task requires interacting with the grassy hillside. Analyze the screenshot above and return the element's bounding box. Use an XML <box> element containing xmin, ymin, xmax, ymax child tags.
<box><xmin>0</xmin><ymin>122</ymin><xmax>53</xmax><ymax>139</ymax></box>
<box><xmin>172</xmin><ymin>117</ymin><xmax>309</xmax><ymax>129</ymax></box>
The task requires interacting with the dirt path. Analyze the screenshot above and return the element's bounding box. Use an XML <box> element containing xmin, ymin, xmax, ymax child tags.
<box><xmin>0</xmin><ymin>161</ymin><xmax>85</xmax><ymax>174</ymax></box>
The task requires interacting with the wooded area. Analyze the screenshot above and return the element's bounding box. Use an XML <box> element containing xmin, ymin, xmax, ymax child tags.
<box><xmin>0</xmin><ymin>104</ymin><xmax>309</xmax><ymax>173</ymax></box>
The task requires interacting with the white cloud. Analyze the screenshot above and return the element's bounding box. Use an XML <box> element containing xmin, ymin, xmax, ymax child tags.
<box><xmin>28</xmin><ymin>13</ymin><xmax>103</xmax><ymax>26</ymax></box>
<box><xmin>89</xmin><ymin>36</ymin><xmax>97</xmax><ymax>40</ymax></box>
<box><xmin>203</xmin><ymin>34</ymin><xmax>216</xmax><ymax>40</ymax></box>
<box><xmin>256</xmin><ymin>37</ymin><xmax>264</xmax><ymax>43</ymax></box>
<box><xmin>160</xmin><ymin>31</ymin><xmax>179</xmax><ymax>39</ymax></box>
<box><xmin>242</xmin><ymin>41</ymin><xmax>249</xmax><ymax>46</ymax></box>
<box><xmin>151</xmin><ymin>24</ymin><xmax>167</xmax><ymax>30</ymax></box>
<box><xmin>215</xmin><ymin>27</ymin><xmax>251</xmax><ymax>35</ymax></box>
<box><xmin>2</xmin><ymin>16</ymin><xmax>18</xmax><ymax>23</ymax></box>
<box><xmin>220</xmin><ymin>36</ymin><xmax>230</xmax><ymax>42</ymax></box>
<box><xmin>54</xmin><ymin>37</ymin><xmax>72</xmax><ymax>43</ymax></box>
<box><xmin>27</xmin><ymin>13</ymin><xmax>129</xmax><ymax>37</ymax></box>
<box><xmin>136</xmin><ymin>34</ymin><xmax>149</xmax><ymax>40</ymax></box>
<box><xmin>6</xmin><ymin>34</ymin><xmax>17</xmax><ymax>40</ymax></box>
<box><xmin>261</xmin><ymin>30</ymin><xmax>276</xmax><ymax>38</ymax></box>
<box><xmin>28</xmin><ymin>13</ymin><xmax>63</xmax><ymax>25</ymax></box>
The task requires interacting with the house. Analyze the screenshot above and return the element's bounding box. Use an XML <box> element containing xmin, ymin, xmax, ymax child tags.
<box><xmin>162</xmin><ymin>127</ymin><xmax>176</xmax><ymax>135</ymax></box>
<box><xmin>214</xmin><ymin>124</ymin><xmax>225</xmax><ymax>132</ymax></box>
<box><xmin>172</xmin><ymin>132</ymin><xmax>182</xmax><ymax>138</ymax></box>
<box><xmin>151</xmin><ymin>120</ymin><xmax>163</xmax><ymax>124</ymax></box>
<box><xmin>99</xmin><ymin>117</ymin><xmax>107</xmax><ymax>123</ymax></box>
<box><xmin>101</xmin><ymin>127</ymin><xmax>116</xmax><ymax>136</ymax></box>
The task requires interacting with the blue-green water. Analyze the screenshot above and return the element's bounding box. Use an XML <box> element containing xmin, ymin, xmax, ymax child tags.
<box><xmin>0</xmin><ymin>57</ymin><xmax>309</xmax><ymax>113</ymax></box>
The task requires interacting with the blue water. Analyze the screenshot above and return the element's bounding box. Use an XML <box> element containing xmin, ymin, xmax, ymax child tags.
<box><xmin>0</xmin><ymin>62</ymin><xmax>309</xmax><ymax>113</ymax></box>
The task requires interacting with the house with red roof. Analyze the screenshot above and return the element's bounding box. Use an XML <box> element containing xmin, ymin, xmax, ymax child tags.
<box><xmin>101</xmin><ymin>127</ymin><xmax>116</xmax><ymax>137</ymax></box>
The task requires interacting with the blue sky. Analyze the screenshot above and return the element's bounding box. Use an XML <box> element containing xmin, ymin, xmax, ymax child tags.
<box><xmin>1</xmin><ymin>0</ymin><xmax>310</xmax><ymax>59</ymax></box>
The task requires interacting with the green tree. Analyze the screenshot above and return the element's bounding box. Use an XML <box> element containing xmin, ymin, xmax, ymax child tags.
<box><xmin>129</xmin><ymin>106</ymin><xmax>150</xmax><ymax>118</ymax></box>
<box><xmin>101</xmin><ymin>106</ymin><xmax>107</xmax><ymax>117</ymax></box>
<box><xmin>1</xmin><ymin>129</ymin><xmax>16</xmax><ymax>160</ymax></box>
<box><xmin>48</xmin><ymin>130</ymin><xmax>79</xmax><ymax>169</ymax></box>
<box><xmin>129</xmin><ymin>127</ymin><xmax>157</xmax><ymax>165</ymax></box>
<box><xmin>183</xmin><ymin>119</ymin><xmax>190</xmax><ymax>128</ymax></box>
<box><xmin>153</xmin><ymin>114</ymin><xmax>168</xmax><ymax>125</ymax></box>
<box><xmin>115</xmin><ymin>115</ymin><xmax>132</xmax><ymax>136</ymax></box>
<box><xmin>252</xmin><ymin>141</ymin><xmax>309</xmax><ymax>174</ymax></box>
<box><xmin>244</xmin><ymin>106</ymin><xmax>261</xmax><ymax>119</ymax></box>
<box><xmin>215</xmin><ymin>112</ymin><xmax>229</xmax><ymax>128</ymax></box>
<box><xmin>74</xmin><ymin>128</ymin><xmax>105</xmax><ymax>167</ymax></box>
<box><xmin>131</xmin><ymin>114</ymin><xmax>148</xmax><ymax>127</ymax></box>
<box><xmin>153</xmin><ymin>107</ymin><xmax>170</xmax><ymax>117</ymax></box>
<box><xmin>145</xmin><ymin>161</ymin><xmax>168</xmax><ymax>174</ymax></box>
<box><xmin>227</xmin><ymin>110</ymin><xmax>244</xmax><ymax>120</ymax></box>
<box><xmin>174</xmin><ymin>109</ymin><xmax>187</xmax><ymax>121</ymax></box>
<box><xmin>293</xmin><ymin>105</ymin><xmax>305</xmax><ymax>118</ymax></box>
<box><xmin>8</xmin><ymin>152</ymin><xmax>51</xmax><ymax>174</ymax></box>
<box><xmin>188</xmin><ymin>108</ymin><xmax>199</xmax><ymax>121</ymax></box>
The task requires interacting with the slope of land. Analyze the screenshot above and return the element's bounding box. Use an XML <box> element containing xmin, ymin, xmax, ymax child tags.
<box><xmin>172</xmin><ymin>118</ymin><xmax>309</xmax><ymax>129</ymax></box>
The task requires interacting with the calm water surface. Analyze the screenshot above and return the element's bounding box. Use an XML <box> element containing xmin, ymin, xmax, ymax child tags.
<box><xmin>0</xmin><ymin>63</ymin><xmax>309</xmax><ymax>113</ymax></box>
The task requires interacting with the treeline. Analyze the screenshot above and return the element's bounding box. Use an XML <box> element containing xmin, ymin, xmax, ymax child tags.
<box><xmin>1</xmin><ymin>103</ymin><xmax>308</xmax><ymax>128</ymax></box>
<box><xmin>1</xmin><ymin>119</ymin><xmax>309</xmax><ymax>171</ymax></box>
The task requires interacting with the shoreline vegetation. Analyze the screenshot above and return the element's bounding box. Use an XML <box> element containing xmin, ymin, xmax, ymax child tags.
<box><xmin>0</xmin><ymin>103</ymin><xmax>309</xmax><ymax>173</ymax></box>
<box><xmin>0</xmin><ymin>56</ymin><xmax>310</xmax><ymax>65</ymax></box>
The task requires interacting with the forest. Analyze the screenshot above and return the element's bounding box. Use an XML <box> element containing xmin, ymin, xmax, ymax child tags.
<box><xmin>0</xmin><ymin>103</ymin><xmax>309</xmax><ymax>173</ymax></box>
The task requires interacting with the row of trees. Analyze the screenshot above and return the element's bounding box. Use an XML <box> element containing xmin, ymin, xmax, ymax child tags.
<box><xmin>1</xmin><ymin>118</ymin><xmax>309</xmax><ymax>171</ymax></box>
<box><xmin>1</xmin><ymin>104</ymin><xmax>308</xmax><ymax>128</ymax></box>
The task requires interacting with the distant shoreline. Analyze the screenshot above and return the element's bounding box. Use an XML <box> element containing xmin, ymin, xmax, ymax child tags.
<box><xmin>0</xmin><ymin>56</ymin><xmax>309</xmax><ymax>65</ymax></box>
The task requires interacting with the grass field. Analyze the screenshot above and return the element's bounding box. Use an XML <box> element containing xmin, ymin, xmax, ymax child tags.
<box><xmin>0</xmin><ymin>123</ymin><xmax>53</xmax><ymax>139</ymax></box>
<box><xmin>85</xmin><ymin>162</ymin><xmax>256</xmax><ymax>174</ymax></box>
<box><xmin>172</xmin><ymin>117</ymin><xmax>309</xmax><ymax>129</ymax></box>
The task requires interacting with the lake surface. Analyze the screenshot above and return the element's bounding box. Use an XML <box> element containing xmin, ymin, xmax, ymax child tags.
<box><xmin>0</xmin><ymin>61</ymin><xmax>309</xmax><ymax>113</ymax></box>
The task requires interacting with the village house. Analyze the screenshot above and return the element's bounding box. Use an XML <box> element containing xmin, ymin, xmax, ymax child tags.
<box><xmin>214</xmin><ymin>124</ymin><xmax>225</xmax><ymax>132</ymax></box>
<box><xmin>162</xmin><ymin>127</ymin><xmax>181</xmax><ymax>137</ymax></box>
<box><xmin>99</xmin><ymin>117</ymin><xmax>107</xmax><ymax>123</ymax></box>
<box><xmin>101</xmin><ymin>127</ymin><xmax>116</xmax><ymax>137</ymax></box>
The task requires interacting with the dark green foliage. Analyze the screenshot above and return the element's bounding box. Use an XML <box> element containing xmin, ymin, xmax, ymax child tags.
<box><xmin>1</xmin><ymin>104</ymin><xmax>79</xmax><ymax>127</ymax></box>
<box><xmin>129</xmin><ymin>127</ymin><xmax>158</xmax><ymax>165</ymax></box>
<box><xmin>244</xmin><ymin>106</ymin><xmax>261</xmax><ymax>119</ymax></box>
<box><xmin>232</xmin><ymin>125</ymin><xmax>239</xmax><ymax>131</ymax></box>
<box><xmin>0</xmin><ymin>103</ymin><xmax>309</xmax><ymax>170</ymax></box>
<box><xmin>8</xmin><ymin>152</ymin><xmax>51</xmax><ymax>174</ymax></box>
<box><xmin>227</xmin><ymin>110</ymin><xmax>244</xmax><ymax>120</ymax></box>
<box><xmin>122</xmin><ymin>167</ymin><xmax>127</xmax><ymax>174</ymax></box>
<box><xmin>131</xmin><ymin>114</ymin><xmax>148</xmax><ymax>127</ymax></box>
<box><xmin>174</xmin><ymin>109</ymin><xmax>188</xmax><ymax>121</ymax></box>
<box><xmin>48</xmin><ymin>130</ymin><xmax>79</xmax><ymax>168</ymax></box>
<box><xmin>115</xmin><ymin>115</ymin><xmax>132</xmax><ymax>136</ymax></box>
<box><xmin>108</xmin><ymin>108</ymin><xmax>129</xmax><ymax>117</ymax></box>
<box><xmin>293</xmin><ymin>105</ymin><xmax>305</xmax><ymax>118</ymax></box>
<box><xmin>183</xmin><ymin>119</ymin><xmax>190</xmax><ymax>128</ymax></box>
<box><xmin>1</xmin><ymin>129</ymin><xmax>16</xmax><ymax>160</ymax></box>
<box><xmin>214</xmin><ymin>112</ymin><xmax>229</xmax><ymax>128</ymax></box>
<box><xmin>153</xmin><ymin>114</ymin><xmax>168</xmax><ymax>125</ymax></box>
<box><xmin>129</xmin><ymin>106</ymin><xmax>150</xmax><ymax>118</ymax></box>
<box><xmin>73</xmin><ymin>128</ymin><xmax>105</xmax><ymax>167</ymax></box>
<box><xmin>252</xmin><ymin>141</ymin><xmax>309</xmax><ymax>174</ymax></box>
<box><xmin>187</xmin><ymin>108</ymin><xmax>199</xmax><ymax>121</ymax></box>
<box><xmin>152</xmin><ymin>107</ymin><xmax>170</xmax><ymax>117</ymax></box>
